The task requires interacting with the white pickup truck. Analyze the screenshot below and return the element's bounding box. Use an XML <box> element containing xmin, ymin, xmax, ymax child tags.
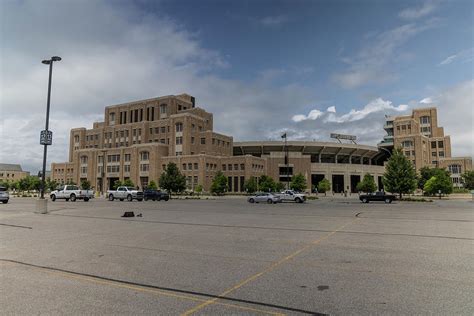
<box><xmin>276</xmin><ymin>190</ymin><xmax>306</xmax><ymax>203</ymax></box>
<box><xmin>50</xmin><ymin>185</ymin><xmax>94</xmax><ymax>202</ymax></box>
<box><xmin>107</xmin><ymin>186</ymin><xmax>144</xmax><ymax>202</ymax></box>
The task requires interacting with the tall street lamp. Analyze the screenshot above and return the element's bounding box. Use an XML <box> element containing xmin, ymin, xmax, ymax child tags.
<box><xmin>39</xmin><ymin>56</ymin><xmax>61</xmax><ymax>201</ymax></box>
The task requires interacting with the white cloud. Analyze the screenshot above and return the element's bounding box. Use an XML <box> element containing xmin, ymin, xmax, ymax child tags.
<box><xmin>259</xmin><ymin>15</ymin><xmax>288</xmax><ymax>27</ymax></box>
<box><xmin>0</xmin><ymin>1</ymin><xmax>316</xmax><ymax>173</ymax></box>
<box><xmin>438</xmin><ymin>48</ymin><xmax>474</xmax><ymax>66</ymax></box>
<box><xmin>419</xmin><ymin>97</ymin><xmax>433</xmax><ymax>104</ymax></box>
<box><xmin>399</xmin><ymin>1</ymin><xmax>437</xmax><ymax>20</ymax></box>
<box><xmin>291</xmin><ymin>109</ymin><xmax>323</xmax><ymax>122</ymax></box>
<box><xmin>333</xmin><ymin>20</ymin><xmax>437</xmax><ymax>89</ymax></box>
<box><xmin>327</xmin><ymin>106</ymin><xmax>336</xmax><ymax>113</ymax></box>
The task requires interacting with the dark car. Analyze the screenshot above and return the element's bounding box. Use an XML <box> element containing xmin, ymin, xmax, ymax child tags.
<box><xmin>359</xmin><ymin>191</ymin><xmax>396</xmax><ymax>203</ymax></box>
<box><xmin>143</xmin><ymin>189</ymin><xmax>170</xmax><ymax>201</ymax></box>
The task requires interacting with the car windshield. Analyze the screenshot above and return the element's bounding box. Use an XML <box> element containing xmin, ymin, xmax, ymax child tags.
<box><xmin>126</xmin><ymin>187</ymin><xmax>136</xmax><ymax>191</ymax></box>
<box><xmin>0</xmin><ymin>187</ymin><xmax>6</xmax><ymax>191</ymax></box>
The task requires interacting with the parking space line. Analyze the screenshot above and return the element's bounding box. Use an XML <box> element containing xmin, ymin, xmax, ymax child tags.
<box><xmin>181</xmin><ymin>218</ymin><xmax>360</xmax><ymax>316</ymax></box>
<box><xmin>1</xmin><ymin>260</ymin><xmax>284</xmax><ymax>315</ymax></box>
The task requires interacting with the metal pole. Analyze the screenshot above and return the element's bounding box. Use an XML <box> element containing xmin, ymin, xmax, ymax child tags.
<box><xmin>40</xmin><ymin>61</ymin><xmax>54</xmax><ymax>199</ymax></box>
<box><xmin>285</xmin><ymin>136</ymin><xmax>289</xmax><ymax>190</ymax></box>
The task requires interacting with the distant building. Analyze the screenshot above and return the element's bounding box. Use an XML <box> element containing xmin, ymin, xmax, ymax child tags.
<box><xmin>0</xmin><ymin>164</ymin><xmax>30</xmax><ymax>182</ymax></box>
<box><xmin>379</xmin><ymin>107</ymin><xmax>472</xmax><ymax>187</ymax></box>
<box><xmin>51</xmin><ymin>94</ymin><xmax>265</xmax><ymax>192</ymax></box>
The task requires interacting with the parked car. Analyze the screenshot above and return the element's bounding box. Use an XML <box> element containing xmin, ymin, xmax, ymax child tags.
<box><xmin>275</xmin><ymin>190</ymin><xmax>306</xmax><ymax>203</ymax></box>
<box><xmin>107</xmin><ymin>186</ymin><xmax>143</xmax><ymax>201</ymax></box>
<box><xmin>359</xmin><ymin>191</ymin><xmax>396</xmax><ymax>203</ymax></box>
<box><xmin>0</xmin><ymin>186</ymin><xmax>9</xmax><ymax>204</ymax></box>
<box><xmin>50</xmin><ymin>185</ymin><xmax>94</xmax><ymax>202</ymax></box>
<box><xmin>247</xmin><ymin>192</ymin><xmax>281</xmax><ymax>204</ymax></box>
<box><xmin>143</xmin><ymin>189</ymin><xmax>169</xmax><ymax>201</ymax></box>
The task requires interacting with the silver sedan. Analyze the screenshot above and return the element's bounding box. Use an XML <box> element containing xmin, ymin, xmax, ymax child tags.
<box><xmin>247</xmin><ymin>192</ymin><xmax>281</xmax><ymax>204</ymax></box>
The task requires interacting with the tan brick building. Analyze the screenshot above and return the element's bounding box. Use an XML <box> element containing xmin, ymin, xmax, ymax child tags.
<box><xmin>51</xmin><ymin>94</ymin><xmax>265</xmax><ymax>193</ymax></box>
<box><xmin>0</xmin><ymin>164</ymin><xmax>30</xmax><ymax>182</ymax></box>
<box><xmin>379</xmin><ymin>107</ymin><xmax>472</xmax><ymax>187</ymax></box>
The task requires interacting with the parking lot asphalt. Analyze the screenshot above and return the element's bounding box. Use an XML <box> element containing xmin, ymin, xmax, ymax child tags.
<box><xmin>1</xmin><ymin>197</ymin><xmax>473</xmax><ymax>315</ymax></box>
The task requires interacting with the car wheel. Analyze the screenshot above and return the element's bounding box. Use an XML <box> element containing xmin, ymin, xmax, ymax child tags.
<box><xmin>119</xmin><ymin>199</ymin><xmax>124</xmax><ymax>201</ymax></box>
<box><xmin>70</xmin><ymin>194</ymin><xmax>76</xmax><ymax>202</ymax></box>
<box><xmin>385</xmin><ymin>198</ymin><xmax>392</xmax><ymax>204</ymax></box>
<box><xmin>164</xmin><ymin>197</ymin><xmax>169</xmax><ymax>201</ymax></box>
<box><xmin>127</xmin><ymin>194</ymin><xmax>133</xmax><ymax>202</ymax></box>
<box><xmin>2</xmin><ymin>200</ymin><xmax>7</xmax><ymax>204</ymax></box>
<box><xmin>249</xmin><ymin>198</ymin><xmax>255</xmax><ymax>203</ymax></box>
<box><xmin>108</xmin><ymin>194</ymin><xmax>114</xmax><ymax>201</ymax></box>
<box><xmin>267</xmin><ymin>199</ymin><xmax>273</xmax><ymax>204</ymax></box>
<box><xmin>295</xmin><ymin>197</ymin><xmax>302</xmax><ymax>203</ymax></box>
<box><xmin>51</xmin><ymin>195</ymin><xmax>56</xmax><ymax>202</ymax></box>
<box><xmin>137</xmin><ymin>199</ymin><xmax>143</xmax><ymax>202</ymax></box>
<box><xmin>362</xmin><ymin>198</ymin><xmax>368</xmax><ymax>203</ymax></box>
<box><xmin>84</xmin><ymin>197</ymin><xmax>89</xmax><ymax>202</ymax></box>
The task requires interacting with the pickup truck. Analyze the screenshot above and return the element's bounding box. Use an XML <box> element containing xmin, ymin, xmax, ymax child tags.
<box><xmin>50</xmin><ymin>185</ymin><xmax>94</xmax><ymax>202</ymax></box>
<box><xmin>275</xmin><ymin>190</ymin><xmax>306</xmax><ymax>203</ymax></box>
<box><xmin>143</xmin><ymin>189</ymin><xmax>169</xmax><ymax>201</ymax></box>
<box><xmin>107</xmin><ymin>186</ymin><xmax>143</xmax><ymax>202</ymax></box>
<box><xmin>359</xmin><ymin>191</ymin><xmax>396</xmax><ymax>203</ymax></box>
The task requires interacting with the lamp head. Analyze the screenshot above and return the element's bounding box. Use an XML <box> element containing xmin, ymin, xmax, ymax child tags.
<box><xmin>42</xmin><ymin>60</ymin><xmax>51</xmax><ymax>65</ymax></box>
<box><xmin>51</xmin><ymin>56</ymin><xmax>62</xmax><ymax>62</ymax></box>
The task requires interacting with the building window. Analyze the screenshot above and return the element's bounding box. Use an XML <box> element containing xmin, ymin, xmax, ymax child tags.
<box><xmin>240</xmin><ymin>164</ymin><xmax>245</xmax><ymax>170</ymax></box>
<box><xmin>420</xmin><ymin>116</ymin><xmax>430</xmax><ymax>124</ymax></box>
<box><xmin>222</xmin><ymin>164</ymin><xmax>226</xmax><ymax>171</ymax></box>
<box><xmin>438</xmin><ymin>141</ymin><xmax>444</xmax><ymax>148</ymax></box>
<box><xmin>191</xmin><ymin>137</ymin><xmax>195</xmax><ymax>144</ymax></box>
<box><xmin>182</xmin><ymin>164</ymin><xmax>186</xmax><ymax>170</ymax></box>
<box><xmin>228</xmin><ymin>164</ymin><xmax>232</xmax><ymax>171</ymax></box>
<box><xmin>109</xmin><ymin>112</ymin><xmax>115</xmax><ymax>124</ymax></box>
<box><xmin>176</xmin><ymin>151</ymin><xmax>182</xmax><ymax>156</ymax></box>
<box><xmin>438</xmin><ymin>151</ymin><xmax>444</xmax><ymax>157</ymax></box>
<box><xmin>80</xmin><ymin>167</ymin><xmax>87</xmax><ymax>174</ymax></box>
<box><xmin>140</xmin><ymin>151</ymin><xmax>149</xmax><ymax>161</ymax></box>
<box><xmin>421</xmin><ymin>126</ymin><xmax>431</xmax><ymax>133</ymax></box>
<box><xmin>107</xmin><ymin>154</ymin><xmax>120</xmax><ymax>163</ymax></box>
<box><xmin>201</xmin><ymin>138</ymin><xmax>206</xmax><ymax>145</ymax></box>
<box><xmin>176</xmin><ymin>137</ymin><xmax>183</xmax><ymax>145</ymax></box>
<box><xmin>160</xmin><ymin>126</ymin><xmax>166</xmax><ymax>133</ymax></box>
<box><xmin>74</xmin><ymin>135</ymin><xmax>80</xmax><ymax>142</ymax></box>
<box><xmin>448</xmin><ymin>164</ymin><xmax>461</xmax><ymax>174</ymax></box>
<box><xmin>188</xmin><ymin>163</ymin><xmax>192</xmax><ymax>170</ymax></box>
<box><xmin>194</xmin><ymin>163</ymin><xmax>198</xmax><ymax>170</ymax></box>
<box><xmin>176</xmin><ymin>123</ymin><xmax>183</xmax><ymax>132</ymax></box>
<box><xmin>401</xmin><ymin>140</ymin><xmax>413</xmax><ymax>148</ymax></box>
<box><xmin>125</xmin><ymin>154</ymin><xmax>131</xmax><ymax>162</ymax></box>
<box><xmin>107</xmin><ymin>165</ymin><xmax>120</xmax><ymax>173</ymax></box>
<box><xmin>160</xmin><ymin>104</ymin><xmax>167</xmax><ymax>114</ymax></box>
<box><xmin>80</xmin><ymin>156</ymin><xmax>88</xmax><ymax>164</ymax></box>
<box><xmin>124</xmin><ymin>165</ymin><xmax>130</xmax><ymax>173</ymax></box>
<box><xmin>140</xmin><ymin>164</ymin><xmax>149</xmax><ymax>172</ymax></box>
<box><xmin>234</xmin><ymin>164</ymin><xmax>238</xmax><ymax>170</ymax></box>
<box><xmin>432</xmin><ymin>152</ymin><xmax>437</xmax><ymax>157</ymax></box>
<box><xmin>431</xmin><ymin>141</ymin><xmax>437</xmax><ymax>149</ymax></box>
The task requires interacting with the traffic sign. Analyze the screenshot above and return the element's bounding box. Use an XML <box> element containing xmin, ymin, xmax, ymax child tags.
<box><xmin>40</xmin><ymin>130</ymin><xmax>53</xmax><ymax>145</ymax></box>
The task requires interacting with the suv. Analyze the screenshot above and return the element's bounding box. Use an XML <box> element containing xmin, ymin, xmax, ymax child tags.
<box><xmin>0</xmin><ymin>186</ymin><xmax>9</xmax><ymax>204</ymax></box>
<box><xmin>143</xmin><ymin>189</ymin><xmax>170</xmax><ymax>201</ymax></box>
<box><xmin>359</xmin><ymin>191</ymin><xmax>396</xmax><ymax>204</ymax></box>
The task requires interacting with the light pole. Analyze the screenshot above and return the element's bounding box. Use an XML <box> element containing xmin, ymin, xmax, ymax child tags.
<box><xmin>40</xmin><ymin>56</ymin><xmax>61</xmax><ymax>200</ymax></box>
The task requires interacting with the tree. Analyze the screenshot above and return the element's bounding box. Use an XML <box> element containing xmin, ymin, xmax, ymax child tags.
<box><xmin>113</xmin><ymin>180</ymin><xmax>123</xmax><ymax>190</ymax></box>
<box><xmin>0</xmin><ymin>181</ymin><xmax>10</xmax><ymax>190</ymax></box>
<box><xmin>244</xmin><ymin>178</ymin><xmax>258</xmax><ymax>194</ymax></box>
<box><xmin>317</xmin><ymin>179</ymin><xmax>331</xmax><ymax>196</ymax></box>
<box><xmin>81</xmin><ymin>179</ymin><xmax>91</xmax><ymax>190</ymax></box>
<box><xmin>290</xmin><ymin>173</ymin><xmax>307</xmax><ymax>192</ymax></box>
<box><xmin>258</xmin><ymin>175</ymin><xmax>276</xmax><ymax>192</ymax></box>
<box><xmin>159</xmin><ymin>162</ymin><xmax>186</xmax><ymax>197</ymax></box>
<box><xmin>29</xmin><ymin>176</ymin><xmax>41</xmax><ymax>191</ymax></box>
<box><xmin>356</xmin><ymin>173</ymin><xmax>377</xmax><ymax>193</ymax></box>
<box><xmin>382</xmin><ymin>148</ymin><xmax>417</xmax><ymax>199</ymax></box>
<box><xmin>461</xmin><ymin>171</ymin><xmax>474</xmax><ymax>190</ymax></box>
<box><xmin>275</xmin><ymin>182</ymin><xmax>286</xmax><ymax>192</ymax></box>
<box><xmin>423</xmin><ymin>169</ymin><xmax>453</xmax><ymax>196</ymax></box>
<box><xmin>147</xmin><ymin>180</ymin><xmax>158</xmax><ymax>190</ymax></box>
<box><xmin>46</xmin><ymin>178</ymin><xmax>58</xmax><ymax>191</ymax></box>
<box><xmin>210</xmin><ymin>171</ymin><xmax>228</xmax><ymax>195</ymax></box>
<box><xmin>418</xmin><ymin>167</ymin><xmax>434</xmax><ymax>191</ymax></box>
<box><xmin>195</xmin><ymin>184</ymin><xmax>203</xmax><ymax>194</ymax></box>
<box><xmin>123</xmin><ymin>179</ymin><xmax>135</xmax><ymax>187</ymax></box>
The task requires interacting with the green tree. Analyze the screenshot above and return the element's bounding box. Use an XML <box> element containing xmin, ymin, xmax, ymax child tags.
<box><xmin>29</xmin><ymin>176</ymin><xmax>41</xmax><ymax>191</ymax></box>
<box><xmin>423</xmin><ymin>169</ymin><xmax>453</xmax><ymax>196</ymax></box>
<box><xmin>18</xmin><ymin>177</ymin><xmax>30</xmax><ymax>192</ymax></box>
<box><xmin>258</xmin><ymin>175</ymin><xmax>276</xmax><ymax>192</ymax></box>
<box><xmin>356</xmin><ymin>173</ymin><xmax>377</xmax><ymax>193</ymax></box>
<box><xmin>461</xmin><ymin>171</ymin><xmax>474</xmax><ymax>190</ymax></box>
<box><xmin>159</xmin><ymin>162</ymin><xmax>186</xmax><ymax>197</ymax></box>
<box><xmin>147</xmin><ymin>180</ymin><xmax>158</xmax><ymax>190</ymax></box>
<box><xmin>81</xmin><ymin>179</ymin><xmax>91</xmax><ymax>190</ymax></box>
<box><xmin>317</xmin><ymin>178</ymin><xmax>331</xmax><ymax>196</ymax></box>
<box><xmin>46</xmin><ymin>178</ymin><xmax>58</xmax><ymax>191</ymax></box>
<box><xmin>113</xmin><ymin>180</ymin><xmax>123</xmax><ymax>190</ymax></box>
<box><xmin>0</xmin><ymin>181</ymin><xmax>10</xmax><ymax>190</ymax></box>
<box><xmin>290</xmin><ymin>173</ymin><xmax>307</xmax><ymax>192</ymax></box>
<box><xmin>244</xmin><ymin>178</ymin><xmax>258</xmax><ymax>194</ymax></box>
<box><xmin>418</xmin><ymin>166</ymin><xmax>436</xmax><ymax>191</ymax></box>
<box><xmin>382</xmin><ymin>148</ymin><xmax>417</xmax><ymax>199</ymax></box>
<box><xmin>195</xmin><ymin>184</ymin><xmax>203</xmax><ymax>194</ymax></box>
<box><xmin>210</xmin><ymin>171</ymin><xmax>228</xmax><ymax>195</ymax></box>
<box><xmin>66</xmin><ymin>180</ymin><xmax>76</xmax><ymax>185</ymax></box>
<box><xmin>123</xmin><ymin>179</ymin><xmax>135</xmax><ymax>187</ymax></box>
<box><xmin>275</xmin><ymin>182</ymin><xmax>286</xmax><ymax>192</ymax></box>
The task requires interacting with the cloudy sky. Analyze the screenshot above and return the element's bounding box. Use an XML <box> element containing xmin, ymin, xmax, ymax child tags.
<box><xmin>1</xmin><ymin>0</ymin><xmax>473</xmax><ymax>173</ymax></box>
